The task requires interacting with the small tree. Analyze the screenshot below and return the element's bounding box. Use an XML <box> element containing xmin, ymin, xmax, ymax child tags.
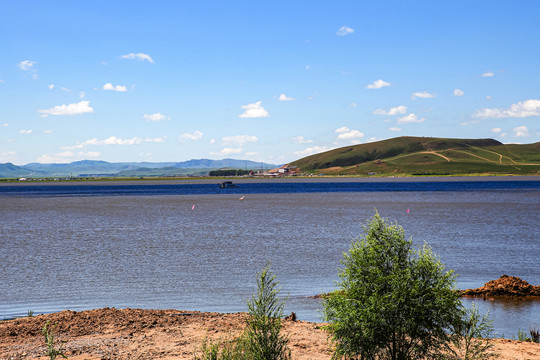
<box><xmin>324</xmin><ymin>212</ymin><xmax>462</xmax><ymax>360</ymax></box>
<box><xmin>243</xmin><ymin>263</ymin><xmax>291</xmax><ymax>360</ymax></box>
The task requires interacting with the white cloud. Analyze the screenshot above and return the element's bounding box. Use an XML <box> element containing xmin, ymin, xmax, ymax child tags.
<box><xmin>209</xmin><ymin>138</ymin><xmax>216</xmax><ymax>144</ymax></box>
<box><xmin>349</xmin><ymin>102</ymin><xmax>358</xmax><ymax>108</ymax></box>
<box><xmin>459</xmin><ymin>119</ymin><xmax>480</xmax><ymax>126</ymax></box>
<box><xmin>491</xmin><ymin>128</ymin><xmax>502</xmax><ymax>133</ymax></box>
<box><xmin>48</xmin><ymin>84</ymin><xmax>55</xmax><ymax>90</ymax></box>
<box><xmin>78</xmin><ymin>151</ymin><xmax>101</xmax><ymax>158</ymax></box>
<box><xmin>18</xmin><ymin>60</ymin><xmax>36</xmax><ymax>71</ymax></box>
<box><xmin>473</xmin><ymin>99</ymin><xmax>540</xmax><ymax>119</ymax></box>
<box><xmin>19</xmin><ymin>129</ymin><xmax>32</xmax><ymax>134</ymax></box>
<box><xmin>61</xmin><ymin>87</ymin><xmax>71</xmax><ymax>92</ymax></box>
<box><xmin>388</xmin><ymin>127</ymin><xmax>402</xmax><ymax>132</ymax></box>
<box><xmin>0</xmin><ymin>151</ymin><xmax>16</xmax><ymax>162</ymax></box>
<box><xmin>278</xmin><ymin>93</ymin><xmax>294</xmax><ymax>102</ymax></box>
<box><xmin>37</xmin><ymin>151</ymin><xmax>75</xmax><ymax>163</ymax></box>
<box><xmin>211</xmin><ymin>147</ymin><xmax>243</xmax><ymax>156</ymax></box>
<box><xmin>38</xmin><ymin>101</ymin><xmax>93</xmax><ymax>116</ymax></box>
<box><xmin>239</xmin><ymin>101</ymin><xmax>269</xmax><ymax>118</ymax></box>
<box><xmin>179</xmin><ymin>130</ymin><xmax>203</xmax><ymax>141</ymax></box>
<box><xmin>454</xmin><ymin>88</ymin><xmax>464</xmax><ymax>97</ymax></box>
<box><xmin>79</xmin><ymin>91</ymin><xmax>85</xmax><ymax>99</ymax></box>
<box><xmin>397</xmin><ymin>113</ymin><xmax>425</xmax><ymax>124</ymax></box>
<box><xmin>294</xmin><ymin>145</ymin><xmax>329</xmax><ymax>157</ymax></box>
<box><xmin>513</xmin><ymin>125</ymin><xmax>530</xmax><ymax>137</ymax></box>
<box><xmin>336</xmin><ymin>26</ymin><xmax>355</xmax><ymax>36</ymax></box>
<box><xmin>2</xmin><ymin>123</ymin><xmax>8</xmax><ymax>127</ymax></box>
<box><xmin>143</xmin><ymin>112</ymin><xmax>170</xmax><ymax>122</ymax></box>
<box><xmin>121</xmin><ymin>52</ymin><xmax>155</xmax><ymax>64</ymax></box>
<box><xmin>373</xmin><ymin>105</ymin><xmax>407</xmax><ymax>115</ymax></box>
<box><xmin>222</xmin><ymin>135</ymin><xmax>258</xmax><ymax>146</ymax></box>
<box><xmin>291</xmin><ymin>136</ymin><xmax>313</xmax><ymax>144</ymax></box>
<box><xmin>486</xmin><ymin>96</ymin><xmax>492</xmax><ymax>101</ymax></box>
<box><xmin>481</xmin><ymin>71</ymin><xmax>494</xmax><ymax>77</ymax></box>
<box><xmin>0</xmin><ymin>79</ymin><xmax>5</xmax><ymax>83</ymax></box>
<box><xmin>65</xmin><ymin>136</ymin><xmax>165</xmax><ymax>150</ymax></box>
<box><xmin>43</xmin><ymin>129</ymin><xmax>53</xmax><ymax>133</ymax></box>
<box><xmin>103</xmin><ymin>83</ymin><xmax>127</xmax><ymax>92</ymax></box>
<box><xmin>366</xmin><ymin>79</ymin><xmax>390</xmax><ymax>89</ymax></box>
<box><xmin>335</xmin><ymin>126</ymin><xmax>364</xmax><ymax>140</ymax></box>
<box><xmin>411</xmin><ymin>91</ymin><xmax>436</xmax><ymax>99</ymax></box>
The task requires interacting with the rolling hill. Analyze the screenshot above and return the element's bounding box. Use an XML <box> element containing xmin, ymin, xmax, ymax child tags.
<box><xmin>290</xmin><ymin>136</ymin><xmax>540</xmax><ymax>176</ymax></box>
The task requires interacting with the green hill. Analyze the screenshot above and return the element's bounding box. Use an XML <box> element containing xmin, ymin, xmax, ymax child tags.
<box><xmin>290</xmin><ymin>136</ymin><xmax>540</xmax><ymax>176</ymax></box>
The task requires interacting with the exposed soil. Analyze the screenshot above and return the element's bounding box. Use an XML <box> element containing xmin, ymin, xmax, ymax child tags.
<box><xmin>1</xmin><ymin>307</ymin><xmax>539</xmax><ymax>360</ymax></box>
<box><xmin>461</xmin><ymin>275</ymin><xmax>540</xmax><ymax>298</ymax></box>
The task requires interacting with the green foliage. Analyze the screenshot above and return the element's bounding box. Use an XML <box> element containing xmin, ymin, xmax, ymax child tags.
<box><xmin>324</xmin><ymin>211</ymin><xmax>462</xmax><ymax>360</ymax></box>
<box><xmin>193</xmin><ymin>264</ymin><xmax>290</xmax><ymax>360</ymax></box>
<box><xmin>443</xmin><ymin>303</ymin><xmax>497</xmax><ymax>359</ymax></box>
<box><xmin>42</xmin><ymin>320</ymin><xmax>67</xmax><ymax>360</ymax></box>
<box><xmin>243</xmin><ymin>263</ymin><xmax>291</xmax><ymax>360</ymax></box>
<box><xmin>517</xmin><ymin>329</ymin><xmax>530</xmax><ymax>341</ymax></box>
<box><xmin>27</xmin><ymin>310</ymin><xmax>34</xmax><ymax>317</ymax></box>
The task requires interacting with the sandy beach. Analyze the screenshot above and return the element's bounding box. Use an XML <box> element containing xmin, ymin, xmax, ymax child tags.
<box><xmin>1</xmin><ymin>307</ymin><xmax>539</xmax><ymax>360</ymax></box>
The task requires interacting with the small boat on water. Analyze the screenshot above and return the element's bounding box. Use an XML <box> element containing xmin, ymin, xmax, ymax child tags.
<box><xmin>219</xmin><ymin>181</ymin><xmax>238</xmax><ymax>188</ymax></box>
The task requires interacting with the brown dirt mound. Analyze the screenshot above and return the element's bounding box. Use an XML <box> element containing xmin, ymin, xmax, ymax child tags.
<box><xmin>461</xmin><ymin>275</ymin><xmax>540</xmax><ymax>298</ymax></box>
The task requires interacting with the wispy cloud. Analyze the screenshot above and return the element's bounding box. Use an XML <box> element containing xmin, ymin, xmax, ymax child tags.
<box><xmin>43</xmin><ymin>129</ymin><xmax>53</xmax><ymax>134</ymax></box>
<box><xmin>38</xmin><ymin>101</ymin><xmax>93</xmax><ymax>116</ymax></box>
<box><xmin>397</xmin><ymin>113</ymin><xmax>425</xmax><ymax>124</ymax></box>
<box><xmin>336</xmin><ymin>26</ymin><xmax>355</xmax><ymax>36</ymax></box>
<box><xmin>0</xmin><ymin>151</ymin><xmax>16</xmax><ymax>162</ymax></box>
<box><xmin>335</xmin><ymin>126</ymin><xmax>364</xmax><ymax>140</ymax></box>
<box><xmin>18</xmin><ymin>60</ymin><xmax>36</xmax><ymax>71</ymax></box>
<box><xmin>65</xmin><ymin>136</ymin><xmax>165</xmax><ymax>150</ymax></box>
<box><xmin>388</xmin><ymin>127</ymin><xmax>402</xmax><ymax>132</ymax></box>
<box><xmin>48</xmin><ymin>84</ymin><xmax>55</xmax><ymax>90</ymax></box>
<box><xmin>366</xmin><ymin>79</ymin><xmax>390</xmax><ymax>89</ymax></box>
<box><xmin>212</xmin><ymin>147</ymin><xmax>243</xmax><ymax>156</ymax></box>
<box><xmin>473</xmin><ymin>99</ymin><xmax>540</xmax><ymax>119</ymax></box>
<box><xmin>121</xmin><ymin>53</ymin><xmax>155</xmax><ymax>64</ymax></box>
<box><xmin>454</xmin><ymin>89</ymin><xmax>464</xmax><ymax>97</ymax></box>
<box><xmin>373</xmin><ymin>105</ymin><xmax>407</xmax><ymax>115</ymax></box>
<box><xmin>143</xmin><ymin>112</ymin><xmax>170</xmax><ymax>122</ymax></box>
<box><xmin>103</xmin><ymin>83</ymin><xmax>127</xmax><ymax>92</ymax></box>
<box><xmin>291</xmin><ymin>136</ymin><xmax>313</xmax><ymax>144</ymax></box>
<box><xmin>491</xmin><ymin>128</ymin><xmax>502</xmax><ymax>133</ymax></box>
<box><xmin>222</xmin><ymin>135</ymin><xmax>258</xmax><ymax>146</ymax></box>
<box><xmin>239</xmin><ymin>101</ymin><xmax>269</xmax><ymax>118</ymax></box>
<box><xmin>179</xmin><ymin>131</ymin><xmax>203</xmax><ymax>141</ymax></box>
<box><xmin>294</xmin><ymin>145</ymin><xmax>329</xmax><ymax>157</ymax></box>
<box><xmin>481</xmin><ymin>71</ymin><xmax>494</xmax><ymax>77</ymax></box>
<box><xmin>513</xmin><ymin>125</ymin><xmax>530</xmax><ymax>137</ymax></box>
<box><xmin>19</xmin><ymin>129</ymin><xmax>32</xmax><ymax>134</ymax></box>
<box><xmin>278</xmin><ymin>93</ymin><xmax>294</xmax><ymax>102</ymax></box>
<box><xmin>411</xmin><ymin>91</ymin><xmax>436</xmax><ymax>99</ymax></box>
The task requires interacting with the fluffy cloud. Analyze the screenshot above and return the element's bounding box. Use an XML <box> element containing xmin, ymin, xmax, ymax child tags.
<box><xmin>239</xmin><ymin>101</ymin><xmax>269</xmax><ymax>118</ymax></box>
<box><xmin>481</xmin><ymin>71</ymin><xmax>494</xmax><ymax>77</ymax></box>
<box><xmin>212</xmin><ymin>147</ymin><xmax>243</xmax><ymax>156</ymax></box>
<box><xmin>291</xmin><ymin>136</ymin><xmax>313</xmax><ymax>144</ymax></box>
<box><xmin>48</xmin><ymin>84</ymin><xmax>55</xmax><ymax>90</ymax></box>
<box><xmin>491</xmin><ymin>128</ymin><xmax>502</xmax><ymax>133</ymax></box>
<box><xmin>65</xmin><ymin>136</ymin><xmax>165</xmax><ymax>150</ymax></box>
<box><xmin>513</xmin><ymin>125</ymin><xmax>530</xmax><ymax>137</ymax></box>
<box><xmin>454</xmin><ymin>89</ymin><xmax>464</xmax><ymax>97</ymax></box>
<box><xmin>373</xmin><ymin>105</ymin><xmax>407</xmax><ymax>115</ymax></box>
<box><xmin>18</xmin><ymin>60</ymin><xmax>36</xmax><ymax>71</ymax></box>
<box><xmin>336</xmin><ymin>26</ymin><xmax>354</xmax><ymax>36</ymax></box>
<box><xmin>179</xmin><ymin>131</ymin><xmax>203</xmax><ymax>141</ymax></box>
<box><xmin>121</xmin><ymin>53</ymin><xmax>155</xmax><ymax>64</ymax></box>
<box><xmin>397</xmin><ymin>113</ymin><xmax>425</xmax><ymax>124</ymax></box>
<box><xmin>38</xmin><ymin>101</ymin><xmax>93</xmax><ymax>116</ymax></box>
<box><xmin>278</xmin><ymin>93</ymin><xmax>294</xmax><ymax>101</ymax></box>
<box><xmin>294</xmin><ymin>145</ymin><xmax>329</xmax><ymax>157</ymax></box>
<box><xmin>388</xmin><ymin>127</ymin><xmax>402</xmax><ymax>132</ymax></box>
<box><xmin>103</xmin><ymin>83</ymin><xmax>127</xmax><ymax>92</ymax></box>
<box><xmin>222</xmin><ymin>135</ymin><xmax>258</xmax><ymax>146</ymax></box>
<box><xmin>366</xmin><ymin>79</ymin><xmax>390</xmax><ymax>89</ymax></box>
<box><xmin>0</xmin><ymin>151</ymin><xmax>16</xmax><ymax>162</ymax></box>
<box><xmin>473</xmin><ymin>99</ymin><xmax>540</xmax><ymax>119</ymax></box>
<box><xmin>19</xmin><ymin>129</ymin><xmax>32</xmax><ymax>134</ymax></box>
<box><xmin>411</xmin><ymin>91</ymin><xmax>436</xmax><ymax>99</ymax></box>
<box><xmin>43</xmin><ymin>129</ymin><xmax>53</xmax><ymax>134</ymax></box>
<box><xmin>143</xmin><ymin>112</ymin><xmax>170</xmax><ymax>122</ymax></box>
<box><xmin>335</xmin><ymin>126</ymin><xmax>365</xmax><ymax>140</ymax></box>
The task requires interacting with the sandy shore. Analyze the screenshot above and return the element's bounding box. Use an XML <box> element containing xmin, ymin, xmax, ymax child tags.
<box><xmin>1</xmin><ymin>308</ymin><xmax>539</xmax><ymax>360</ymax></box>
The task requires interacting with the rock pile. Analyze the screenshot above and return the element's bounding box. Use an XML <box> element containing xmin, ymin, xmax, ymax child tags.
<box><xmin>461</xmin><ymin>275</ymin><xmax>540</xmax><ymax>297</ymax></box>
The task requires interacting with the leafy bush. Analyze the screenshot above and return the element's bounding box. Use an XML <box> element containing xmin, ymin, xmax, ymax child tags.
<box><xmin>324</xmin><ymin>211</ymin><xmax>462</xmax><ymax>360</ymax></box>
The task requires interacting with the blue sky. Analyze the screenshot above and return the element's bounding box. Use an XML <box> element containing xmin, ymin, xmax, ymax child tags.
<box><xmin>1</xmin><ymin>1</ymin><xmax>539</xmax><ymax>165</ymax></box>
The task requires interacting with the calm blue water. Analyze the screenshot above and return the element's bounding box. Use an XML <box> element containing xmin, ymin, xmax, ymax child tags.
<box><xmin>1</xmin><ymin>177</ymin><xmax>539</xmax><ymax>338</ymax></box>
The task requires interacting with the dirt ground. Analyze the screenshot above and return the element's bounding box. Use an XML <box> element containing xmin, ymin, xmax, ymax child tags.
<box><xmin>1</xmin><ymin>307</ymin><xmax>539</xmax><ymax>360</ymax></box>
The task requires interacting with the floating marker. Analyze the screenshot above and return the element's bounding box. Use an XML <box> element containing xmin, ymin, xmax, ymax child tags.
<box><xmin>239</xmin><ymin>196</ymin><xmax>245</xmax><ymax>200</ymax></box>
<box><xmin>192</xmin><ymin>205</ymin><xmax>195</xmax><ymax>210</ymax></box>
<box><xmin>407</xmin><ymin>209</ymin><xmax>410</xmax><ymax>213</ymax></box>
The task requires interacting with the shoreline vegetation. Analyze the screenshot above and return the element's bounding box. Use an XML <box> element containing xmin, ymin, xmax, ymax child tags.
<box><xmin>1</xmin><ymin>308</ymin><xmax>539</xmax><ymax>360</ymax></box>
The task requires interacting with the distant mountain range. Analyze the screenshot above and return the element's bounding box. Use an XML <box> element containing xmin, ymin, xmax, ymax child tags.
<box><xmin>291</xmin><ymin>136</ymin><xmax>540</xmax><ymax>176</ymax></box>
<box><xmin>0</xmin><ymin>159</ymin><xmax>277</xmax><ymax>178</ymax></box>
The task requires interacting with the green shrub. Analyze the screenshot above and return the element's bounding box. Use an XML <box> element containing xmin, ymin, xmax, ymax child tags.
<box><xmin>42</xmin><ymin>320</ymin><xmax>67</xmax><ymax>360</ymax></box>
<box><xmin>324</xmin><ymin>211</ymin><xmax>462</xmax><ymax>360</ymax></box>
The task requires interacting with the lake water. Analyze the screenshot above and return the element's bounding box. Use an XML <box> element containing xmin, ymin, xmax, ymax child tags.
<box><xmin>1</xmin><ymin>177</ymin><xmax>539</xmax><ymax>338</ymax></box>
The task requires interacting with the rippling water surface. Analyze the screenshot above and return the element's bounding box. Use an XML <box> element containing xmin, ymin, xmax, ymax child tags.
<box><xmin>1</xmin><ymin>177</ymin><xmax>539</xmax><ymax>337</ymax></box>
